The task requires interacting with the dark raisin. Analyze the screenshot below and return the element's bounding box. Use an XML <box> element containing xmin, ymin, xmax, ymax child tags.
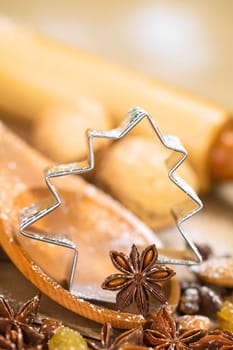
<box><xmin>179</xmin><ymin>287</ymin><xmax>200</xmax><ymax>315</ymax></box>
<box><xmin>194</xmin><ymin>242</ymin><xmax>213</xmax><ymax>261</ymax></box>
<box><xmin>199</xmin><ymin>286</ymin><xmax>222</xmax><ymax>318</ymax></box>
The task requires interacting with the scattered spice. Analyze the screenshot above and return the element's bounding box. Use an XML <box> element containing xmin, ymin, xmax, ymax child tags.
<box><xmin>102</xmin><ymin>244</ymin><xmax>175</xmax><ymax>316</ymax></box>
<box><xmin>40</xmin><ymin>318</ymin><xmax>63</xmax><ymax>342</ymax></box>
<box><xmin>87</xmin><ymin>322</ymin><xmax>144</xmax><ymax>350</ymax></box>
<box><xmin>0</xmin><ymin>295</ymin><xmax>62</xmax><ymax>349</ymax></box>
<box><xmin>0</xmin><ymin>295</ymin><xmax>45</xmax><ymax>349</ymax></box>
<box><xmin>1</xmin><ymin>241</ymin><xmax>233</xmax><ymax>349</ymax></box>
<box><xmin>191</xmin><ymin>329</ymin><xmax>233</xmax><ymax>350</ymax></box>
<box><xmin>0</xmin><ymin>294</ymin><xmax>40</xmax><ymax>323</ymax></box>
<box><xmin>144</xmin><ymin>305</ymin><xmax>205</xmax><ymax>349</ymax></box>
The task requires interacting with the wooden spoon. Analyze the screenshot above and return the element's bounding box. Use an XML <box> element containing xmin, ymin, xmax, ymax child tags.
<box><xmin>0</xmin><ymin>122</ymin><xmax>180</xmax><ymax>329</ymax></box>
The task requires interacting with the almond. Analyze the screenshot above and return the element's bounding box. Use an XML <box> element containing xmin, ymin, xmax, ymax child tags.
<box><xmin>191</xmin><ymin>257</ymin><xmax>233</xmax><ymax>287</ymax></box>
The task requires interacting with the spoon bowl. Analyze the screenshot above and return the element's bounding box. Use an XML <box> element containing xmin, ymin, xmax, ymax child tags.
<box><xmin>0</xmin><ymin>122</ymin><xmax>180</xmax><ymax>328</ymax></box>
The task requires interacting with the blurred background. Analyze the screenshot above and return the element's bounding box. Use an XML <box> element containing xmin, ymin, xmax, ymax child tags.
<box><xmin>0</xmin><ymin>0</ymin><xmax>232</xmax><ymax>110</ymax></box>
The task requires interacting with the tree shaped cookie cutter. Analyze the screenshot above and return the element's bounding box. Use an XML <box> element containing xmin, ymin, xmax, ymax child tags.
<box><xmin>19</xmin><ymin>106</ymin><xmax>203</xmax><ymax>294</ymax></box>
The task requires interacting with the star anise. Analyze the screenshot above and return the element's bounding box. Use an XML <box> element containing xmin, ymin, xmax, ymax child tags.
<box><xmin>0</xmin><ymin>295</ymin><xmax>61</xmax><ymax>349</ymax></box>
<box><xmin>87</xmin><ymin>322</ymin><xmax>145</xmax><ymax>350</ymax></box>
<box><xmin>0</xmin><ymin>294</ymin><xmax>40</xmax><ymax>324</ymax></box>
<box><xmin>102</xmin><ymin>244</ymin><xmax>175</xmax><ymax>316</ymax></box>
<box><xmin>144</xmin><ymin>305</ymin><xmax>205</xmax><ymax>349</ymax></box>
<box><xmin>191</xmin><ymin>329</ymin><xmax>233</xmax><ymax>350</ymax></box>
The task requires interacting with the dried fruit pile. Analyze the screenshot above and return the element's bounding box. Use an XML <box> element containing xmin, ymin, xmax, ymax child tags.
<box><xmin>0</xmin><ymin>243</ymin><xmax>232</xmax><ymax>349</ymax></box>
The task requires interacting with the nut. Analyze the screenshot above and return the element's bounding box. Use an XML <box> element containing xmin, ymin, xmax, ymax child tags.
<box><xmin>176</xmin><ymin>315</ymin><xmax>212</xmax><ymax>332</ymax></box>
<box><xmin>95</xmin><ymin>135</ymin><xmax>199</xmax><ymax>230</ymax></box>
<box><xmin>191</xmin><ymin>257</ymin><xmax>233</xmax><ymax>288</ymax></box>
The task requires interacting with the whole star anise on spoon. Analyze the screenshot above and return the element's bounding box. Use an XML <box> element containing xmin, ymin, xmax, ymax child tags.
<box><xmin>102</xmin><ymin>244</ymin><xmax>175</xmax><ymax>316</ymax></box>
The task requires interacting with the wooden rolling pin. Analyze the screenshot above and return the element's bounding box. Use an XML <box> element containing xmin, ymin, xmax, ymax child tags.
<box><xmin>0</xmin><ymin>16</ymin><xmax>232</xmax><ymax>190</ymax></box>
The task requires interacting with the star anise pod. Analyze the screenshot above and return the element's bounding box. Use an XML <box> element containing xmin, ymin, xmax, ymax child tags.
<box><xmin>0</xmin><ymin>319</ymin><xmax>44</xmax><ymax>349</ymax></box>
<box><xmin>102</xmin><ymin>244</ymin><xmax>175</xmax><ymax>316</ymax></box>
<box><xmin>39</xmin><ymin>318</ymin><xmax>62</xmax><ymax>342</ymax></box>
<box><xmin>0</xmin><ymin>294</ymin><xmax>40</xmax><ymax>323</ymax></box>
<box><xmin>0</xmin><ymin>295</ymin><xmax>44</xmax><ymax>348</ymax></box>
<box><xmin>144</xmin><ymin>305</ymin><xmax>205</xmax><ymax>349</ymax></box>
<box><xmin>0</xmin><ymin>295</ymin><xmax>61</xmax><ymax>349</ymax></box>
<box><xmin>191</xmin><ymin>329</ymin><xmax>233</xmax><ymax>350</ymax></box>
<box><xmin>87</xmin><ymin>322</ymin><xmax>144</xmax><ymax>350</ymax></box>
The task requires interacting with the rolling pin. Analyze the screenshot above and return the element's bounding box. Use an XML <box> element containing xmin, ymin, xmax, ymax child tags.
<box><xmin>0</xmin><ymin>16</ymin><xmax>232</xmax><ymax>190</ymax></box>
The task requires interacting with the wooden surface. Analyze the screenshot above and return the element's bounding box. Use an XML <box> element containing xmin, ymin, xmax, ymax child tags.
<box><xmin>0</xmin><ymin>0</ymin><xmax>232</xmax><ymax>333</ymax></box>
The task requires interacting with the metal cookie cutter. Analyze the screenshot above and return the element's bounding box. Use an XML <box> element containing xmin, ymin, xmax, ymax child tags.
<box><xmin>19</xmin><ymin>106</ymin><xmax>203</xmax><ymax>295</ymax></box>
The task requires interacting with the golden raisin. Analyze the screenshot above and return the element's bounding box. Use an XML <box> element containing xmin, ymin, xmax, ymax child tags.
<box><xmin>48</xmin><ymin>326</ymin><xmax>88</xmax><ymax>350</ymax></box>
<box><xmin>217</xmin><ymin>301</ymin><xmax>233</xmax><ymax>331</ymax></box>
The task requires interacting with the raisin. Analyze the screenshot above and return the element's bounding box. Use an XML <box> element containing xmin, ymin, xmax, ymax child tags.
<box><xmin>194</xmin><ymin>242</ymin><xmax>213</xmax><ymax>261</ymax></box>
<box><xmin>178</xmin><ymin>283</ymin><xmax>222</xmax><ymax>318</ymax></box>
<box><xmin>48</xmin><ymin>326</ymin><xmax>88</xmax><ymax>350</ymax></box>
<box><xmin>217</xmin><ymin>301</ymin><xmax>233</xmax><ymax>331</ymax></box>
<box><xmin>179</xmin><ymin>287</ymin><xmax>200</xmax><ymax>315</ymax></box>
<box><xmin>199</xmin><ymin>286</ymin><xmax>222</xmax><ymax>318</ymax></box>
